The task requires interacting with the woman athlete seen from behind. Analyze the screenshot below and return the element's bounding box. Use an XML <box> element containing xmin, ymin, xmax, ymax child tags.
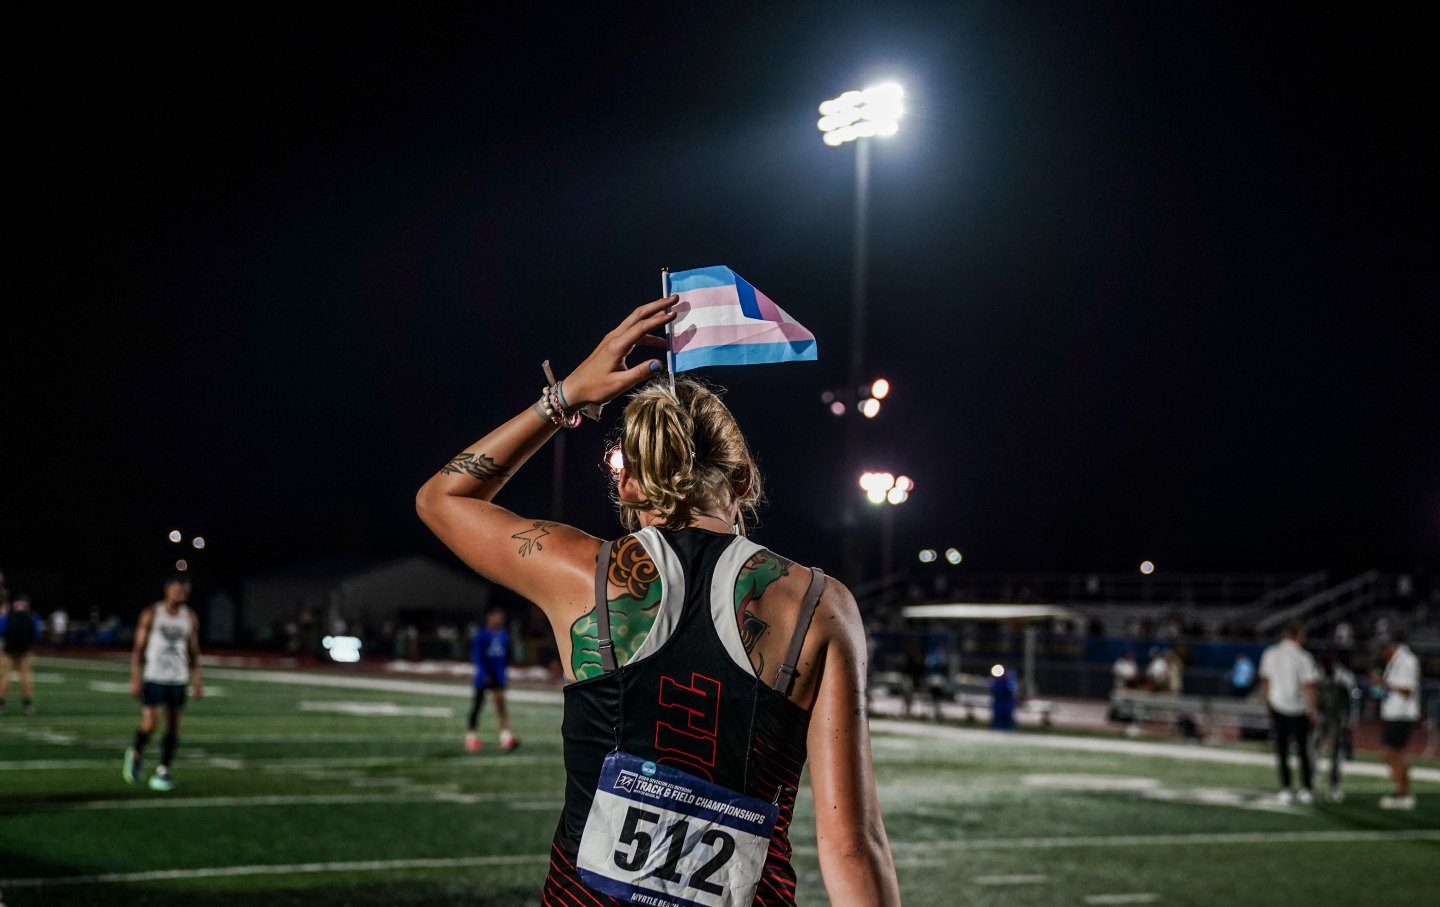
<box><xmin>417</xmin><ymin>295</ymin><xmax>901</xmax><ymax>906</ymax></box>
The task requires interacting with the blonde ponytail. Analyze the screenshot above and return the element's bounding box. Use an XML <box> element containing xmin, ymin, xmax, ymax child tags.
<box><xmin>615</xmin><ymin>378</ymin><xmax>763</xmax><ymax>533</ymax></box>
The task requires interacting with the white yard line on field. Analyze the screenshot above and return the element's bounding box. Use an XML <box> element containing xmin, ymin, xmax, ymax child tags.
<box><xmin>869</xmin><ymin>720</ymin><xmax>1440</xmax><ymax>784</ymax></box>
<box><xmin>1085</xmin><ymin>895</ymin><xmax>1159</xmax><ymax>905</ymax></box>
<box><xmin>975</xmin><ymin>874</ymin><xmax>1049</xmax><ymax>886</ymax></box>
<box><xmin>40</xmin><ymin>656</ymin><xmax>567</xmax><ymax>705</ymax></box>
<box><xmin>0</xmin><ymin>854</ymin><xmax>550</xmax><ymax>889</ymax></box>
<box><xmin>801</xmin><ymin>828</ymin><xmax>1440</xmax><ymax>855</ymax></box>
<box><xmin>36</xmin><ymin>791</ymin><xmax>561</xmax><ymax>811</ymax></box>
<box><xmin>1</xmin><ymin>753</ymin><xmax>561</xmax><ymax>771</ymax></box>
<box><xmin>6</xmin><ymin>829</ymin><xmax>1438</xmax><ymax>889</ymax></box>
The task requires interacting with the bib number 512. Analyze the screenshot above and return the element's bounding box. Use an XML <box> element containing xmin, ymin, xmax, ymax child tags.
<box><xmin>613</xmin><ymin>806</ymin><xmax>736</xmax><ymax>896</ymax></box>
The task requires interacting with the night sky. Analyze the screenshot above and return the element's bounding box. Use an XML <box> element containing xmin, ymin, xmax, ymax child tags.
<box><xmin>6</xmin><ymin>3</ymin><xmax>1438</xmax><ymax>615</ymax></box>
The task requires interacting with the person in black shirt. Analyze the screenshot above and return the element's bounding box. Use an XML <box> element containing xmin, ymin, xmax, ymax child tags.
<box><xmin>1</xmin><ymin>594</ymin><xmax>43</xmax><ymax>714</ymax></box>
<box><xmin>418</xmin><ymin>295</ymin><xmax>900</xmax><ymax>906</ymax></box>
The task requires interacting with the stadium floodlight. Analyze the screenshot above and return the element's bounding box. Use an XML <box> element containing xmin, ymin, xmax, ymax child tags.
<box><xmin>990</xmin><ymin>664</ymin><xmax>1005</xmax><ymax>677</ymax></box>
<box><xmin>870</xmin><ymin>378</ymin><xmax>891</xmax><ymax>400</ymax></box>
<box><xmin>168</xmin><ymin>530</ymin><xmax>182</xmax><ymax>543</ymax></box>
<box><xmin>1140</xmin><ymin>560</ymin><xmax>1155</xmax><ymax>575</ymax></box>
<box><xmin>944</xmin><ymin>547</ymin><xmax>963</xmax><ymax>565</ymax></box>
<box><xmin>818</xmin><ymin>83</ymin><xmax>905</xmax><ymax>146</ymax></box>
<box><xmin>192</xmin><ymin>536</ymin><xmax>206</xmax><ymax>550</ymax></box>
<box><xmin>859</xmin><ymin>397</ymin><xmax>881</xmax><ymax>418</ymax></box>
<box><xmin>829</xmin><ymin>401</ymin><xmax>846</xmax><ymax>416</ymax></box>
<box><xmin>175</xmin><ymin>559</ymin><xmax>188</xmax><ymax>572</ymax></box>
<box><xmin>919</xmin><ymin>548</ymin><xmax>938</xmax><ymax>563</ymax></box>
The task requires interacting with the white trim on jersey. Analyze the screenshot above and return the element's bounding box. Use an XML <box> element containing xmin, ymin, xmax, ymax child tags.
<box><xmin>710</xmin><ymin>535</ymin><xmax>764</xmax><ymax>678</ymax></box>
<box><xmin>622</xmin><ymin>527</ymin><xmax>689</xmax><ymax>667</ymax></box>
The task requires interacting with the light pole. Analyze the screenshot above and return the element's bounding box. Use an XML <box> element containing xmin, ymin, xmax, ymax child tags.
<box><xmin>859</xmin><ymin>472</ymin><xmax>914</xmax><ymax>604</ymax></box>
<box><xmin>820</xmin><ymin>83</ymin><xmax>904</xmax><ymax>577</ymax></box>
<box><xmin>818</xmin><ymin>83</ymin><xmax>904</xmax><ymax>402</ymax></box>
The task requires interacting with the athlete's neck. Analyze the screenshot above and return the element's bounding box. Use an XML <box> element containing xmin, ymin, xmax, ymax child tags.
<box><xmin>637</xmin><ymin>511</ymin><xmax>737</xmax><ymax>534</ymax></box>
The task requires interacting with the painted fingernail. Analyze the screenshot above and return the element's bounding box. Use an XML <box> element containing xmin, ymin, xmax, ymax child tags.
<box><xmin>649</xmin><ymin>361</ymin><xmax>661</xmax><ymax>371</ymax></box>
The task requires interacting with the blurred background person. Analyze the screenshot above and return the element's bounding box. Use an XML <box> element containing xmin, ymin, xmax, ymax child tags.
<box><xmin>1374</xmin><ymin>632</ymin><xmax>1421</xmax><ymax>810</ymax></box>
<box><xmin>125</xmin><ymin>576</ymin><xmax>204</xmax><ymax>791</ymax></box>
<box><xmin>1259</xmin><ymin>620</ymin><xmax>1319</xmax><ymax>804</ymax></box>
<box><xmin>1229</xmin><ymin>652</ymin><xmax>1256</xmax><ymax>698</ymax></box>
<box><xmin>0</xmin><ymin>593</ymin><xmax>44</xmax><ymax>715</ymax></box>
<box><xmin>465</xmin><ymin>605</ymin><xmax>518</xmax><ymax>753</ymax></box>
<box><xmin>1315</xmin><ymin>651</ymin><xmax>1357</xmax><ymax>802</ymax></box>
<box><xmin>48</xmin><ymin>605</ymin><xmax>69</xmax><ymax>646</ymax></box>
<box><xmin>1113</xmin><ymin>649</ymin><xmax>1139</xmax><ymax>691</ymax></box>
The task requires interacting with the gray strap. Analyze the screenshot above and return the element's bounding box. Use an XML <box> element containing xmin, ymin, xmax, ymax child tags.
<box><xmin>594</xmin><ymin>540</ymin><xmax>617</xmax><ymax>673</ymax></box>
<box><xmin>773</xmin><ymin>568</ymin><xmax>825</xmax><ymax>695</ymax></box>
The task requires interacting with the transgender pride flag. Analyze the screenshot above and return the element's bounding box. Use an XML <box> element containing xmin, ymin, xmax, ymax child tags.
<box><xmin>666</xmin><ymin>266</ymin><xmax>818</xmax><ymax>372</ymax></box>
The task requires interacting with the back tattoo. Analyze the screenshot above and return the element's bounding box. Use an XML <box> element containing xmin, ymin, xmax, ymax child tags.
<box><xmin>570</xmin><ymin>535</ymin><xmax>663</xmax><ymax>680</ymax></box>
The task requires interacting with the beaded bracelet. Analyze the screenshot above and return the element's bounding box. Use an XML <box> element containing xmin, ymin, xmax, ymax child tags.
<box><xmin>538</xmin><ymin>360</ymin><xmax>603</xmax><ymax>426</ymax></box>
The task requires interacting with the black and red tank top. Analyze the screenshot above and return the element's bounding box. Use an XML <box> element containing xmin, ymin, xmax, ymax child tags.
<box><xmin>543</xmin><ymin>527</ymin><xmax>822</xmax><ymax>907</ymax></box>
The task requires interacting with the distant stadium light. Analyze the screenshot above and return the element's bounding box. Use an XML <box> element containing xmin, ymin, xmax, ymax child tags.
<box><xmin>606</xmin><ymin>447</ymin><xmax>624</xmax><ymax>474</ymax></box>
<box><xmin>866</xmin><ymin>487</ymin><xmax>888</xmax><ymax>505</ymax></box>
<box><xmin>175</xmin><ymin>559</ymin><xmax>188</xmax><ymax>572</ymax></box>
<box><xmin>991</xmin><ymin>664</ymin><xmax>1005</xmax><ymax>677</ymax></box>
<box><xmin>859</xmin><ymin>397</ymin><xmax>881</xmax><ymax>418</ymax></box>
<box><xmin>323</xmin><ymin>636</ymin><xmax>363</xmax><ymax>664</ymax></box>
<box><xmin>829</xmin><ymin>400</ymin><xmax>846</xmax><ymax>416</ymax></box>
<box><xmin>1140</xmin><ymin>560</ymin><xmax>1155</xmax><ymax>575</ymax></box>
<box><xmin>192</xmin><ymin>536</ymin><xmax>206</xmax><ymax>550</ymax></box>
<box><xmin>886</xmin><ymin>487</ymin><xmax>909</xmax><ymax>505</ymax></box>
<box><xmin>919</xmin><ymin>548</ymin><xmax>937</xmax><ymax>563</ymax></box>
<box><xmin>944</xmin><ymin>548</ymin><xmax>963</xmax><ymax>565</ymax></box>
<box><xmin>818</xmin><ymin>83</ymin><xmax>904</xmax><ymax>146</ymax></box>
<box><xmin>870</xmin><ymin>378</ymin><xmax>891</xmax><ymax>400</ymax></box>
<box><xmin>894</xmin><ymin>475</ymin><xmax>914</xmax><ymax>493</ymax></box>
<box><xmin>168</xmin><ymin>530</ymin><xmax>182</xmax><ymax>543</ymax></box>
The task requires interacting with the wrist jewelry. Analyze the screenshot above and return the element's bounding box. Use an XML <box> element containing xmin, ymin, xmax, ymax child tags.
<box><xmin>540</xmin><ymin>360</ymin><xmax>604</xmax><ymax>424</ymax></box>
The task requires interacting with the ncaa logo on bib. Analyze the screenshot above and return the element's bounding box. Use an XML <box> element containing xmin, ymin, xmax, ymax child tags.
<box><xmin>641</xmin><ymin>761</ymin><xmax>658</xmax><ymax>777</ymax></box>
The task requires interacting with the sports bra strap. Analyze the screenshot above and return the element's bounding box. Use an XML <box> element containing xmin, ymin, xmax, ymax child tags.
<box><xmin>772</xmin><ymin>567</ymin><xmax>825</xmax><ymax>696</ymax></box>
<box><xmin>594</xmin><ymin>540</ymin><xmax>617</xmax><ymax>673</ymax></box>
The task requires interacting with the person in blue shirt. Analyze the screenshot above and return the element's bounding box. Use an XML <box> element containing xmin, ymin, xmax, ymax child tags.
<box><xmin>466</xmin><ymin>606</ymin><xmax>518</xmax><ymax>752</ymax></box>
<box><xmin>1229</xmin><ymin>652</ymin><xmax>1256</xmax><ymax>698</ymax></box>
<box><xmin>1</xmin><ymin>594</ymin><xmax>45</xmax><ymax>715</ymax></box>
<box><xmin>990</xmin><ymin>664</ymin><xmax>1018</xmax><ymax>731</ymax></box>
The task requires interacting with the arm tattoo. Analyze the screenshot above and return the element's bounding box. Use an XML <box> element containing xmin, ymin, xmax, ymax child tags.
<box><xmin>440</xmin><ymin>453</ymin><xmax>509</xmax><ymax>482</ymax></box>
<box><xmin>512</xmin><ymin>521</ymin><xmax>556</xmax><ymax>557</ymax></box>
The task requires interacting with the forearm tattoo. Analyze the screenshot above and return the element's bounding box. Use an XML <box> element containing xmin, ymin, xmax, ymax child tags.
<box><xmin>440</xmin><ymin>453</ymin><xmax>509</xmax><ymax>482</ymax></box>
<box><xmin>512</xmin><ymin>521</ymin><xmax>557</xmax><ymax>557</ymax></box>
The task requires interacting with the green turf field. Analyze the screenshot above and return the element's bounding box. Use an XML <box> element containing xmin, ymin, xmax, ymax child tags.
<box><xmin>2</xmin><ymin>656</ymin><xmax>1436</xmax><ymax>906</ymax></box>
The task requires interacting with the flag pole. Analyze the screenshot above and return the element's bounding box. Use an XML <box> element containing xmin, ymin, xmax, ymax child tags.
<box><xmin>661</xmin><ymin>267</ymin><xmax>675</xmax><ymax>390</ymax></box>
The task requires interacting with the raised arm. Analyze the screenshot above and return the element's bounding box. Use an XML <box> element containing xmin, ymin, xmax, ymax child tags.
<box><xmin>130</xmin><ymin>607</ymin><xmax>153</xmax><ymax>699</ymax></box>
<box><xmin>806</xmin><ymin>581</ymin><xmax>902</xmax><ymax>905</ymax></box>
<box><xmin>416</xmin><ymin>296</ymin><xmax>676</xmax><ymax>617</ymax></box>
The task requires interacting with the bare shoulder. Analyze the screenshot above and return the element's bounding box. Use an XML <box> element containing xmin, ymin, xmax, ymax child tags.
<box><xmin>811</xmin><ymin>575</ymin><xmax>864</xmax><ymax>652</ymax></box>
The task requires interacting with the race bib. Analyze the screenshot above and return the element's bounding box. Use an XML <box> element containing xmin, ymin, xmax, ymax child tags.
<box><xmin>577</xmin><ymin>751</ymin><xmax>779</xmax><ymax>907</ymax></box>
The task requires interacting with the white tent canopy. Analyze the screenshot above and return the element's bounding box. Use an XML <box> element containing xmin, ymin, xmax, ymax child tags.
<box><xmin>901</xmin><ymin>603</ymin><xmax>1079</xmax><ymax>697</ymax></box>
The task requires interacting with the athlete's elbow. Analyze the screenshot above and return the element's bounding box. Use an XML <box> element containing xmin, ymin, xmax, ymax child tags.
<box><xmin>415</xmin><ymin>483</ymin><xmax>442</xmax><ymax>526</ymax></box>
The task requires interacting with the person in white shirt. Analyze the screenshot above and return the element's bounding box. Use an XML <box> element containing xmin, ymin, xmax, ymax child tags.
<box><xmin>1112</xmin><ymin>650</ymin><xmax>1138</xmax><ymax>690</ymax></box>
<box><xmin>1259</xmin><ymin>620</ymin><xmax>1319</xmax><ymax>804</ymax></box>
<box><xmin>1374</xmin><ymin>634</ymin><xmax>1421</xmax><ymax>810</ymax></box>
<box><xmin>1145</xmin><ymin>648</ymin><xmax>1169</xmax><ymax>691</ymax></box>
